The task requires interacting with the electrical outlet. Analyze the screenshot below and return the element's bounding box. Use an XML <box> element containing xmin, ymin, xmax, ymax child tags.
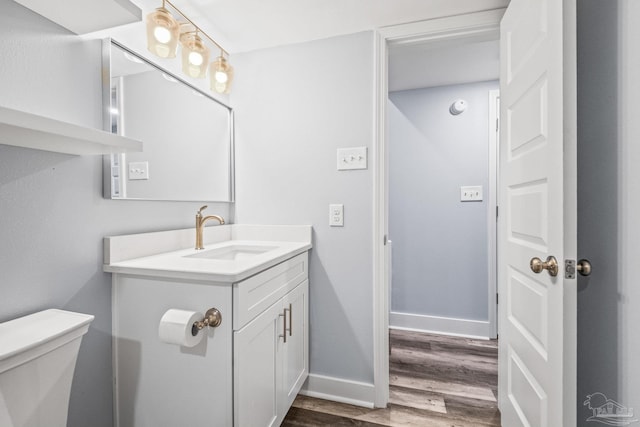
<box><xmin>329</xmin><ymin>204</ymin><xmax>344</xmax><ymax>226</ymax></box>
<box><xmin>460</xmin><ymin>186</ymin><xmax>483</xmax><ymax>202</ymax></box>
<box><xmin>129</xmin><ymin>161</ymin><xmax>149</xmax><ymax>180</ymax></box>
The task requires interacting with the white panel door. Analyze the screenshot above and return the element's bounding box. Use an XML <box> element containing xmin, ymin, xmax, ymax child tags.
<box><xmin>498</xmin><ymin>0</ymin><xmax>576</xmax><ymax>426</ymax></box>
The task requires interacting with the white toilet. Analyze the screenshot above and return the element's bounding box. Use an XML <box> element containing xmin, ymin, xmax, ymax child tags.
<box><xmin>0</xmin><ymin>309</ymin><xmax>94</xmax><ymax>427</ymax></box>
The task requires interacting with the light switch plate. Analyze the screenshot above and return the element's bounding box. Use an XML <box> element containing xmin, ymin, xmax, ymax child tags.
<box><xmin>337</xmin><ymin>147</ymin><xmax>367</xmax><ymax>170</ymax></box>
<box><xmin>460</xmin><ymin>185</ymin><xmax>483</xmax><ymax>202</ymax></box>
<box><xmin>129</xmin><ymin>161</ymin><xmax>149</xmax><ymax>180</ymax></box>
<box><xmin>329</xmin><ymin>204</ymin><xmax>344</xmax><ymax>226</ymax></box>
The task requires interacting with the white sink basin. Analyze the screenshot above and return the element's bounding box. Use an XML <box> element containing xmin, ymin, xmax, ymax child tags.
<box><xmin>184</xmin><ymin>244</ymin><xmax>278</xmax><ymax>261</ymax></box>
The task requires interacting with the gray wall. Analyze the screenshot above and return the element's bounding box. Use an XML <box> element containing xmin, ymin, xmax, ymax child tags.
<box><xmin>0</xmin><ymin>2</ymin><xmax>231</xmax><ymax>426</ymax></box>
<box><xmin>388</xmin><ymin>81</ymin><xmax>498</xmax><ymax>322</ymax></box>
<box><xmin>230</xmin><ymin>32</ymin><xmax>376</xmax><ymax>383</ymax></box>
<box><xmin>577</xmin><ymin>0</ymin><xmax>640</xmax><ymax>420</ymax></box>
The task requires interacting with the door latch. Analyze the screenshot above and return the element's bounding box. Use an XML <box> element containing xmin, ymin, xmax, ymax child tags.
<box><xmin>565</xmin><ymin>259</ymin><xmax>576</xmax><ymax>279</ymax></box>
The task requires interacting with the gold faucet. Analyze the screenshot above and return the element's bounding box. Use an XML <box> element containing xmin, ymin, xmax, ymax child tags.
<box><xmin>195</xmin><ymin>205</ymin><xmax>225</xmax><ymax>250</ymax></box>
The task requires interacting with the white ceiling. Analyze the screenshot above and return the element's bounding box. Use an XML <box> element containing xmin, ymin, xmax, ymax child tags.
<box><xmin>124</xmin><ymin>0</ymin><xmax>509</xmax><ymax>53</ymax></box>
<box><xmin>388</xmin><ymin>39</ymin><xmax>500</xmax><ymax>92</ymax></box>
<box><xmin>81</xmin><ymin>0</ymin><xmax>505</xmax><ymax>94</ymax></box>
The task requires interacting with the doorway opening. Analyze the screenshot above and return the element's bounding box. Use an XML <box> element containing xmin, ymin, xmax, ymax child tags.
<box><xmin>387</xmin><ymin>37</ymin><xmax>500</xmax><ymax>337</ymax></box>
<box><xmin>372</xmin><ymin>9</ymin><xmax>505</xmax><ymax>408</ymax></box>
<box><xmin>385</xmin><ymin>35</ymin><xmax>501</xmax><ymax>422</ymax></box>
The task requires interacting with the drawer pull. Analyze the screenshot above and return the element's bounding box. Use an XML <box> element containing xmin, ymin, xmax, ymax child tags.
<box><xmin>288</xmin><ymin>303</ymin><xmax>293</xmax><ymax>337</ymax></box>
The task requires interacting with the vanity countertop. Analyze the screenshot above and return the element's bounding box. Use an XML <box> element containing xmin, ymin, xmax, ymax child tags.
<box><xmin>103</xmin><ymin>225</ymin><xmax>312</xmax><ymax>283</ymax></box>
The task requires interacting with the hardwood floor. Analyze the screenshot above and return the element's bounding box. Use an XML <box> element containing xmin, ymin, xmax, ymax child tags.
<box><xmin>282</xmin><ymin>329</ymin><xmax>500</xmax><ymax>426</ymax></box>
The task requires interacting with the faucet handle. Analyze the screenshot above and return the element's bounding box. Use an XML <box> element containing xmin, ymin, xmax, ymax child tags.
<box><xmin>197</xmin><ymin>205</ymin><xmax>208</xmax><ymax>215</ymax></box>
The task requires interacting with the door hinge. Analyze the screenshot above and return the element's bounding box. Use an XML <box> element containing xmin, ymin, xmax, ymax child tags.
<box><xmin>496</xmin><ymin>293</ymin><xmax>499</xmax><ymax>305</ymax></box>
<box><xmin>565</xmin><ymin>259</ymin><xmax>576</xmax><ymax>279</ymax></box>
<box><xmin>496</xmin><ymin>206</ymin><xmax>499</xmax><ymax>218</ymax></box>
<box><xmin>496</xmin><ymin>117</ymin><xmax>499</xmax><ymax>132</ymax></box>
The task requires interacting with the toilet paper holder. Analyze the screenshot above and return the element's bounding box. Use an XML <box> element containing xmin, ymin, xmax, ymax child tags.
<box><xmin>191</xmin><ymin>308</ymin><xmax>222</xmax><ymax>336</ymax></box>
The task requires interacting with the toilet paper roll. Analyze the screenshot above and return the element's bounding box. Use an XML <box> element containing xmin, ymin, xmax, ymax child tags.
<box><xmin>158</xmin><ymin>309</ymin><xmax>204</xmax><ymax>347</ymax></box>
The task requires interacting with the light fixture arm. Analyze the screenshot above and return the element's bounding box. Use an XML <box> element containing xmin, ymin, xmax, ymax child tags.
<box><xmin>163</xmin><ymin>0</ymin><xmax>228</xmax><ymax>57</ymax></box>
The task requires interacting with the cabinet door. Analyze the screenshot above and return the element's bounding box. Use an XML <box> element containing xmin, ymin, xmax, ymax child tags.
<box><xmin>281</xmin><ymin>280</ymin><xmax>309</xmax><ymax>412</ymax></box>
<box><xmin>234</xmin><ymin>302</ymin><xmax>283</xmax><ymax>427</ymax></box>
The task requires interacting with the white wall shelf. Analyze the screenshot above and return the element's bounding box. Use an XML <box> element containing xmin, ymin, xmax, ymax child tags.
<box><xmin>0</xmin><ymin>106</ymin><xmax>142</xmax><ymax>155</ymax></box>
<box><xmin>13</xmin><ymin>0</ymin><xmax>141</xmax><ymax>35</ymax></box>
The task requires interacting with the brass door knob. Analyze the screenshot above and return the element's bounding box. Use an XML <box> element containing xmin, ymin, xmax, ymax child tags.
<box><xmin>577</xmin><ymin>259</ymin><xmax>592</xmax><ymax>276</ymax></box>
<box><xmin>530</xmin><ymin>256</ymin><xmax>559</xmax><ymax>277</ymax></box>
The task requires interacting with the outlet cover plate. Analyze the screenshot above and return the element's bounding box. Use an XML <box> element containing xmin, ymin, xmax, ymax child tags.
<box><xmin>329</xmin><ymin>204</ymin><xmax>344</xmax><ymax>226</ymax></box>
<box><xmin>129</xmin><ymin>161</ymin><xmax>149</xmax><ymax>180</ymax></box>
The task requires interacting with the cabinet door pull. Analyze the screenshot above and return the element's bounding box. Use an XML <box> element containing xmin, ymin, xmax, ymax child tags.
<box><xmin>288</xmin><ymin>303</ymin><xmax>293</xmax><ymax>336</ymax></box>
<box><xmin>283</xmin><ymin>306</ymin><xmax>291</xmax><ymax>338</ymax></box>
<box><xmin>279</xmin><ymin>312</ymin><xmax>287</xmax><ymax>343</ymax></box>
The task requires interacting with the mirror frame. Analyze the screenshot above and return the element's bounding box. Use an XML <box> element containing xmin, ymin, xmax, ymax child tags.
<box><xmin>101</xmin><ymin>38</ymin><xmax>235</xmax><ymax>202</ymax></box>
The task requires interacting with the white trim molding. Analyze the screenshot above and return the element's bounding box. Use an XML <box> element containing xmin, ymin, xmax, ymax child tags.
<box><xmin>487</xmin><ymin>89</ymin><xmax>500</xmax><ymax>339</ymax></box>
<box><xmin>372</xmin><ymin>7</ymin><xmax>506</xmax><ymax>409</ymax></box>
<box><xmin>299</xmin><ymin>374</ymin><xmax>376</xmax><ymax>408</ymax></box>
<box><xmin>378</xmin><ymin>9</ymin><xmax>506</xmax><ymax>47</ymax></box>
<box><xmin>371</xmin><ymin>29</ymin><xmax>390</xmax><ymax>409</ymax></box>
<box><xmin>390</xmin><ymin>312</ymin><xmax>492</xmax><ymax>340</ymax></box>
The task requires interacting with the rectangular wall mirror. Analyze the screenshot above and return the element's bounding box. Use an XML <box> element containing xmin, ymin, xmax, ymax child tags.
<box><xmin>102</xmin><ymin>39</ymin><xmax>234</xmax><ymax>202</ymax></box>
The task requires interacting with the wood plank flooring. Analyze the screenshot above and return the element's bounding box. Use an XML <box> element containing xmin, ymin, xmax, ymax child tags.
<box><xmin>282</xmin><ymin>329</ymin><xmax>500</xmax><ymax>426</ymax></box>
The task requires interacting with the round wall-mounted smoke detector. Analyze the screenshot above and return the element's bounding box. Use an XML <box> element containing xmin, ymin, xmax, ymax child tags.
<box><xmin>449</xmin><ymin>99</ymin><xmax>468</xmax><ymax>115</ymax></box>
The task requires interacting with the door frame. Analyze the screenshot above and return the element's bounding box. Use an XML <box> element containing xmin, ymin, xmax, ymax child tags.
<box><xmin>488</xmin><ymin>89</ymin><xmax>500</xmax><ymax>339</ymax></box>
<box><xmin>372</xmin><ymin>8</ymin><xmax>507</xmax><ymax>408</ymax></box>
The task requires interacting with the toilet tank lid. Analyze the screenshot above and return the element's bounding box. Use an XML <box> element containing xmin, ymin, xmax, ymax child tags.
<box><xmin>0</xmin><ymin>309</ymin><xmax>94</xmax><ymax>361</ymax></box>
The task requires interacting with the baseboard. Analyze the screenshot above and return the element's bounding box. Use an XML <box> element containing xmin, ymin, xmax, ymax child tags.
<box><xmin>390</xmin><ymin>311</ymin><xmax>493</xmax><ymax>339</ymax></box>
<box><xmin>299</xmin><ymin>374</ymin><xmax>375</xmax><ymax>408</ymax></box>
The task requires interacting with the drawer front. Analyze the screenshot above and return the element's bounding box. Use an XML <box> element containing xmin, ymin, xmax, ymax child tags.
<box><xmin>233</xmin><ymin>252</ymin><xmax>308</xmax><ymax>330</ymax></box>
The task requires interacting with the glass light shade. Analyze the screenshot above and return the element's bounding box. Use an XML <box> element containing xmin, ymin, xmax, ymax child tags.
<box><xmin>146</xmin><ymin>7</ymin><xmax>180</xmax><ymax>58</ymax></box>
<box><xmin>180</xmin><ymin>33</ymin><xmax>210</xmax><ymax>79</ymax></box>
<box><xmin>209</xmin><ymin>56</ymin><xmax>234</xmax><ymax>94</ymax></box>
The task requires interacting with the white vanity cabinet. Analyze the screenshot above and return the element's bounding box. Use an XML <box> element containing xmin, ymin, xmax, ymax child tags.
<box><xmin>233</xmin><ymin>253</ymin><xmax>309</xmax><ymax>427</ymax></box>
<box><xmin>105</xmin><ymin>225</ymin><xmax>311</xmax><ymax>427</ymax></box>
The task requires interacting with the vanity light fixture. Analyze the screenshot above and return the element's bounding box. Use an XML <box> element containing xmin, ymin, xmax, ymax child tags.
<box><xmin>146</xmin><ymin>2</ymin><xmax>180</xmax><ymax>58</ymax></box>
<box><xmin>145</xmin><ymin>0</ymin><xmax>233</xmax><ymax>93</ymax></box>
<box><xmin>180</xmin><ymin>31</ymin><xmax>209</xmax><ymax>78</ymax></box>
<box><xmin>209</xmin><ymin>52</ymin><xmax>234</xmax><ymax>94</ymax></box>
